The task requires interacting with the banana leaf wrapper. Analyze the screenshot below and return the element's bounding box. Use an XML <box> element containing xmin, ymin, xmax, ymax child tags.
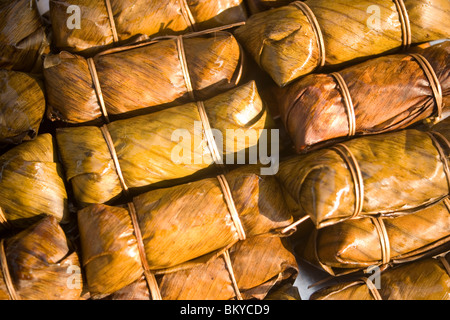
<box><xmin>246</xmin><ymin>0</ymin><xmax>295</xmax><ymax>14</ymax></box>
<box><xmin>43</xmin><ymin>30</ymin><xmax>245</xmax><ymax>124</ymax></box>
<box><xmin>276</xmin><ymin>127</ymin><xmax>450</xmax><ymax>228</ymax></box>
<box><xmin>0</xmin><ymin>0</ymin><xmax>50</xmax><ymax>73</ymax></box>
<box><xmin>0</xmin><ymin>215</ymin><xmax>83</xmax><ymax>300</ymax></box>
<box><xmin>0</xmin><ymin>70</ymin><xmax>46</xmax><ymax>146</ymax></box>
<box><xmin>234</xmin><ymin>0</ymin><xmax>450</xmax><ymax>87</ymax></box>
<box><xmin>279</xmin><ymin>40</ymin><xmax>450</xmax><ymax>152</ymax></box>
<box><xmin>0</xmin><ymin>134</ymin><xmax>69</xmax><ymax>230</ymax></box>
<box><xmin>77</xmin><ymin>165</ymin><xmax>296</xmax><ymax>299</ymax></box>
<box><xmin>301</xmin><ymin>197</ymin><xmax>450</xmax><ymax>275</ymax></box>
<box><xmin>100</xmin><ymin>234</ymin><xmax>298</xmax><ymax>300</ymax></box>
<box><xmin>310</xmin><ymin>251</ymin><xmax>450</xmax><ymax>300</ymax></box>
<box><xmin>49</xmin><ymin>0</ymin><xmax>247</xmax><ymax>56</ymax></box>
<box><xmin>264</xmin><ymin>283</ymin><xmax>301</xmax><ymax>300</ymax></box>
<box><xmin>56</xmin><ymin>81</ymin><xmax>276</xmax><ymax>207</ymax></box>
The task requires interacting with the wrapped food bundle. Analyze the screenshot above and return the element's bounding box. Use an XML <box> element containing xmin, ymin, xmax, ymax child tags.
<box><xmin>77</xmin><ymin>165</ymin><xmax>297</xmax><ymax>299</ymax></box>
<box><xmin>278</xmin><ymin>40</ymin><xmax>450</xmax><ymax>152</ymax></box>
<box><xmin>301</xmin><ymin>197</ymin><xmax>450</xmax><ymax>275</ymax></box>
<box><xmin>56</xmin><ymin>81</ymin><xmax>276</xmax><ymax>207</ymax></box>
<box><xmin>276</xmin><ymin>126</ymin><xmax>450</xmax><ymax>228</ymax></box>
<box><xmin>0</xmin><ymin>215</ymin><xmax>83</xmax><ymax>300</ymax></box>
<box><xmin>234</xmin><ymin>0</ymin><xmax>450</xmax><ymax>87</ymax></box>
<box><xmin>49</xmin><ymin>0</ymin><xmax>247</xmax><ymax>55</ymax></box>
<box><xmin>246</xmin><ymin>0</ymin><xmax>294</xmax><ymax>14</ymax></box>
<box><xmin>102</xmin><ymin>234</ymin><xmax>298</xmax><ymax>300</ymax></box>
<box><xmin>0</xmin><ymin>134</ymin><xmax>69</xmax><ymax>230</ymax></box>
<box><xmin>310</xmin><ymin>251</ymin><xmax>450</xmax><ymax>300</ymax></box>
<box><xmin>0</xmin><ymin>0</ymin><xmax>50</xmax><ymax>73</ymax></box>
<box><xmin>44</xmin><ymin>30</ymin><xmax>245</xmax><ymax>124</ymax></box>
<box><xmin>0</xmin><ymin>70</ymin><xmax>46</xmax><ymax>146</ymax></box>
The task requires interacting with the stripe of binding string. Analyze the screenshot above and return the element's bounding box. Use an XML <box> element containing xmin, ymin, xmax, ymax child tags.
<box><xmin>370</xmin><ymin>217</ymin><xmax>391</xmax><ymax>266</ymax></box>
<box><xmin>438</xmin><ymin>254</ymin><xmax>450</xmax><ymax>277</ymax></box>
<box><xmin>330</xmin><ymin>72</ymin><xmax>356</xmax><ymax>137</ymax></box>
<box><xmin>362</xmin><ymin>277</ymin><xmax>383</xmax><ymax>300</ymax></box>
<box><xmin>127</xmin><ymin>202</ymin><xmax>162</xmax><ymax>300</ymax></box>
<box><xmin>223</xmin><ymin>250</ymin><xmax>243</xmax><ymax>300</ymax></box>
<box><xmin>393</xmin><ymin>0</ymin><xmax>411</xmax><ymax>50</ymax></box>
<box><xmin>104</xmin><ymin>0</ymin><xmax>119</xmax><ymax>43</ymax></box>
<box><xmin>178</xmin><ymin>0</ymin><xmax>197</xmax><ymax>32</ymax></box>
<box><xmin>87</xmin><ymin>58</ymin><xmax>110</xmax><ymax>123</ymax></box>
<box><xmin>331</xmin><ymin>144</ymin><xmax>364</xmax><ymax>219</ymax></box>
<box><xmin>426</xmin><ymin>131</ymin><xmax>450</xmax><ymax>192</ymax></box>
<box><xmin>100</xmin><ymin>125</ymin><xmax>129</xmax><ymax>196</ymax></box>
<box><xmin>176</xmin><ymin>36</ymin><xmax>196</xmax><ymax>101</ymax></box>
<box><xmin>0</xmin><ymin>239</ymin><xmax>19</xmax><ymax>300</ymax></box>
<box><xmin>409</xmin><ymin>53</ymin><xmax>443</xmax><ymax>123</ymax></box>
<box><xmin>291</xmin><ymin>1</ymin><xmax>326</xmax><ymax>69</ymax></box>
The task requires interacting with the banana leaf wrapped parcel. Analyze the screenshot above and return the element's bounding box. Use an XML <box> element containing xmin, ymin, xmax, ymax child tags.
<box><xmin>0</xmin><ymin>215</ymin><xmax>83</xmax><ymax>300</ymax></box>
<box><xmin>300</xmin><ymin>197</ymin><xmax>450</xmax><ymax>276</ymax></box>
<box><xmin>44</xmin><ymin>30</ymin><xmax>245</xmax><ymax>124</ymax></box>
<box><xmin>56</xmin><ymin>81</ymin><xmax>277</xmax><ymax>207</ymax></box>
<box><xmin>0</xmin><ymin>0</ymin><xmax>50</xmax><ymax>73</ymax></box>
<box><xmin>0</xmin><ymin>134</ymin><xmax>69</xmax><ymax>230</ymax></box>
<box><xmin>310</xmin><ymin>251</ymin><xmax>450</xmax><ymax>300</ymax></box>
<box><xmin>276</xmin><ymin>126</ymin><xmax>450</xmax><ymax>228</ymax></box>
<box><xmin>278</xmin><ymin>40</ymin><xmax>450</xmax><ymax>152</ymax></box>
<box><xmin>49</xmin><ymin>0</ymin><xmax>247</xmax><ymax>55</ymax></box>
<box><xmin>0</xmin><ymin>70</ymin><xmax>46</xmax><ymax>146</ymax></box>
<box><xmin>77</xmin><ymin>165</ymin><xmax>298</xmax><ymax>299</ymax></box>
<box><xmin>101</xmin><ymin>234</ymin><xmax>298</xmax><ymax>300</ymax></box>
<box><xmin>234</xmin><ymin>0</ymin><xmax>450</xmax><ymax>87</ymax></box>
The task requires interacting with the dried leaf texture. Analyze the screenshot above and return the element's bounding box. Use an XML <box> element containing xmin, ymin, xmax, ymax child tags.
<box><xmin>310</xmin><ymin>252</ymin><xmax>450</xmax><ymax>300</ymax></box>
<box><xmin>77</xmin><ymin>165</ymin><xmax>295</xmax><ymax>298</ymax></box>
<box><xmin>301</xmin><ymin>197</ymin><xmax>450</xmax><ymax>275</ymax></box>
<box><xmin>276</xmin><ymin>126</ymin><xmax>450</xmax><ymax>228</ymax></box>
<box><xmin>44</xmin><ymin>31</ymin><xmax>244</xmax><ymax>124</ymax></box>
<box><xmin>0</xmin><ymin>0</ymin><xmax>50</xmax><ymax>73</ymax></box>
<box><xmin>49</xmin><ymin>0</ymin><xmax>247</xmax><ymax>55</ymax></box>
<box><xmin>0</xmin><ymin>134</ymin><xmax>69</xmax><ymax>230</ymax></box>
<box><xmin>246</xmin><ymin>0</ymin><xmax>295</xmax><ymax>14</ymax></box>
<box><xmin>56</xmin><ymin>81</ymin><xmax>276</xmax><ymax>207</ymax></box>
<box><xmin>279</xmin><ymin>41</ymin><xmax>450</xmax><ymax>152</ymax></box>
<box><xmin>102</xmin><ymin>234</ymin><xmax>298</xmax><ymax>300</ymax></box>
<box><xmin>0</xmin><ymin>70</ymin><xmax>46</xmax><ymax>146</ymax></box>
<box><xmin>0</xmin><ymin>216</ymin><xmax>83</xmax><ymax>300</ymax></box>
<box><xmin>235</xmin><ymin>0</ymin><xmax>450</xmax><ymax>86</ymax></box>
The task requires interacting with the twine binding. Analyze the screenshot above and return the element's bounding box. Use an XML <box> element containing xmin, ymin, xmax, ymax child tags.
<box><xmin>223</xmin><ymin>249</ymin><xmax>243</xmax><ymax>300</ymax></box>
<box><xmin>371</xmin><ymin>217</ymin><xmax>391</xmax><ymax>265</ymax></box>
<box><xmin>87</xmin><ymin>58</ymin><xmax>110</xmax><ymax>123</ymax></box>
<box><xmin>0</xmin><ymin>239</ymin><xmax>19</xmax><ymax>300</ymax></box>
<box><xmin>292</xmin><ymin>1</ymin><xmax>326</xmax><ymax>69</ymax></box>
<box><xmin>331</xmin><ymin>144</ymin><xmax>364</xmax><ymax>219</ymax></box>
<box><xmin>330</xmin><ymin>72</ymin><xmax>356</xmax><ymax>137</ymax></box>
<box><xmin>100</xmin><ymin>125</ymin><xmax>129</xmax><ymax>196</ymax></box>
<box><xmin>409</xmin><ymin>53</ymin><xmax>443</xmax><ymax>124</ymax></box>
<box><xmin>393</xmin><ymin>0</ymin><xmax>411</xmax><ymax>50</ymax></box>
<box><xmin>104</xmin><ymin>0</ymin><xmax>119</xmax><ymax>43</ymax></box>
<box><xmin>426</xmin><ymin>131</ymin><xmax>450</xmax><ymax>192</ymax></box>
<box><xmin>127</xmin><ymin>202</ymin><xmax>162</xmax><ymax>300</ymax></box>
<box><xmin>362</xmin><ymin>277</ymin><xmax>383</xmax><ymax>300</ymax></box>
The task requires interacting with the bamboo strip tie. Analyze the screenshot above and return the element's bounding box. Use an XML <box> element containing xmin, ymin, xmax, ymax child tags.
<box><xmin>393</xmin><ymin>0</ymin><xmax>411</xmax><ymax>50</ymax></box>
<box><xmin>439</xmin><ymin>255</ymin><xmax>450</xmax><ymax>277</ymax></box>
<box><xmin>330</xmin><ymin>72</ymin><xmax>356</xmax><ymax>137</ymax></box>
<box><xmin>176</xmin><ymin>36</ymin><xmax>196</xmax><ymax>101</ymax></box>
<box><xmin>0</xmin><ymin>207</ymin><xmax>8</xmax><ymax>227</ymax></box>
<box><xmin>426</xmin><ymin>131</ymin><xmax>450</xmax><ymax>192</ymax></box>
<box><xmin>87</xmin><ymin>58</ymin><xmax>110</xmax><ymax>123</ymax></box>
<box><xmin>362</xmin><ymin>277</ymin><xmax>383</xmax><ymax>300</ymax></box>
<box><xmin>100</xmin><ymin>125</ymin><xmax>129</xmax><ymax>196</ymax></box>
<box><xmin>104</xmin><ymin>0</ymin><xmax>119</xmax><ymax>43</ymax></box>
<box><xmin>127</xmin><ymin>202</ymin><xmax>162</xmax><ymax>300</ymax></box>
<box><xmin>409</xmin><ymin>53</ymin><xmax>443</xmax><ymax>123</ymax></box>
<box><xmin>291</xmin><ymin>1</ymin><xmax>326</xmax><ymax>69</ymax></box>
<box><xmin>223</xmin><ymin>249</ymin><xmax>243</xmax><ymax>300</ymax></box>
<box><xmin>331</xmin><ymin>143</ymin><xmax>365</xmax><ymax>219</ymax></box>
<box><xmin>178</xmin><ymin>0</ymin><xmax>197</xmax><ymax>32</ymax></box>
<box><xmin>371</xmin><ymin>217</ymin><xmax>391</xmax><ymax>266</ymax></box>
<box><xmin>0</xmin><ymin>239</ymin><xmax>20</xmax><ymax>300</ymax></box>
